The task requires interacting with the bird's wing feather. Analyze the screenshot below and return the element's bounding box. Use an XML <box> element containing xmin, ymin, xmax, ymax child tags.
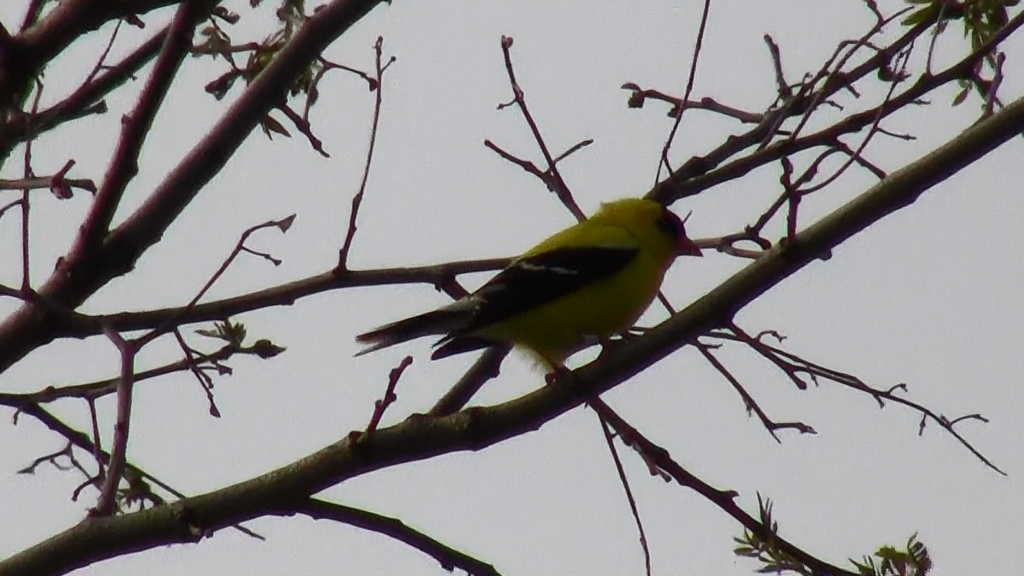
<box><xmin>448</xmin><ymin>242</ymin><xmax>638</xmax><ymax>337</ymax></box>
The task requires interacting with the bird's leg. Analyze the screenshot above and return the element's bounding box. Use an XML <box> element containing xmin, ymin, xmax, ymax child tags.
<box><xmin>544</xmin><ymin>364</ymin><xmax>573</xmax><ymax>386</ymax></box>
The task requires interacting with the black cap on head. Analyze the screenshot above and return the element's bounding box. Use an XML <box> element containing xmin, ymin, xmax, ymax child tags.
<box><xmin>658</xmin><ymin>207</ymin><xmax>702</xmax><ymax>257</ymax></box>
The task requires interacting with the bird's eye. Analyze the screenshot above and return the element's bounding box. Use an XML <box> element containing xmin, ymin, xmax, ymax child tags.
<box><xmin>657</xmin><ymin>208</ymin><xmax>685</xmax><ymax>240</ymax></box>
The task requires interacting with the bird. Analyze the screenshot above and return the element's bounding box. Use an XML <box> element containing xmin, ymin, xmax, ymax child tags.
<box><xmin>355</xmin><ymin>197</ymin><xmax>702</xmax><ymax>371</ymax></box>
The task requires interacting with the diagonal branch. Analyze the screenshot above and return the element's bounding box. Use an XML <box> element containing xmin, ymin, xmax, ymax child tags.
<box><xmin>80</xmin><ymin>0</ymin><xmax>213</xmax><ymax>248</ymax></box>
<box><xmin>292</xmin><ymin>499</ymin><xmax>501</xmax><ymax>576</ymax></box>
<box><xmin>590</xmin><ymin>399</ymin><xmax>854</xmax><ymax>576</ymax></box>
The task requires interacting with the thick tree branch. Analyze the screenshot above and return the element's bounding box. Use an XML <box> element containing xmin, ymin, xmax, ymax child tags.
<box><xmin>3</xmin><ymin>93</ymin><xmax>1022</xmax><ymax>576</ymax></box>
<box><xmin>82</xmin><ymin>0</ymin><xmax>212</xmax><ymax>247</ymax></box>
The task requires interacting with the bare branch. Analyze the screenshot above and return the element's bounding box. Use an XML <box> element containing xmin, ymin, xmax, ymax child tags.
<box><xmin>496</xmin><ymin>36</ymin><xmax>585</xmax><ymax>222</ymax></box>
<box><xmin>594</xmin><ymin>403</ymin><xmax>652</xmax><ymax>576</ymax></box>
<box><xmin>657</xmin><ymin>0</ymin><xmax>712</xmax><ymax>181</ymax></box>
<box><xmin>363</xmin><ymin>355</ymin><xmax>413</xmax><ymax>437</ymax></box>
<box><xmin>294</xmin><ymin>499</ymin><xmax>501</xmax><ymax>576</ymax></box>
<box><xmin>338</xmin><ymin>36</ymin><xmax>391</xmax><ymax>269</ymax></box>
<box><xmin>589</xmin><ymin>399</ymin><xmax>849</xmax><ymax>576</ymax></box>
<box><xmin>80</xmin><ymin>0</ymin><xmax>212</xmax><ymax>249</ymax></box>
<box><xmin>91</xmin><ymin>327</ymin><xmax>137</xmax><ymax>516</ymax></box>
<box><xmin>430</xmin><ymin>345</ymin><xmax>512</xmax><ymax>417</ymax></box>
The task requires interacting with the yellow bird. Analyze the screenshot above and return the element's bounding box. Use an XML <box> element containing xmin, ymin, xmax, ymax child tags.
<box><xmin>355</xmin><ymin>198</ymin><xmax>702</xmax><ymax>368</ymax></box>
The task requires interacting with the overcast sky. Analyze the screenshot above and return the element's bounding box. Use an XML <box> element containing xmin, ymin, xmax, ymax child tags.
<box><xmin>1</xmin><ymin>1</ymin><xmax>1022</xmax><ymax>575</ymax></box>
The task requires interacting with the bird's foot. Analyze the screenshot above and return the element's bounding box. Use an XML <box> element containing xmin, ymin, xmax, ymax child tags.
<box><xmin>544</xmin><ymin>365</ymin><xmax>574</xmax><ymax>386</ymax></box>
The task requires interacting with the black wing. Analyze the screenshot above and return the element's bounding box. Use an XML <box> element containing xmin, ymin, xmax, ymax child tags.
<box><xmin>455</xmin><ymin>245</ymin><xmax>637</xmax><ymax>335</ymax></box>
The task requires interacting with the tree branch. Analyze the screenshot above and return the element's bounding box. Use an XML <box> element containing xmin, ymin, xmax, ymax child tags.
<box><xmin>292</xmin><ymin>499</ymin><xmax>501</xmax><ymax>576</ymax></box>
<box><xmin>81</xmin><ymin>0</ymin><xmax>213</xmax><ymax>248</ymax></box>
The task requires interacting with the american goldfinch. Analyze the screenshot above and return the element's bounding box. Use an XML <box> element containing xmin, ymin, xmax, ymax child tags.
<box><xmin>355</xmin><ymin>197</ymin><xmax>702</xmax><ymax>368</ymax></box>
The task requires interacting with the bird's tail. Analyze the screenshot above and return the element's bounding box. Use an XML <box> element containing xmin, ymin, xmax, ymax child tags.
<box><xmin>355</xmin><ymin>301</ymin><xmax>476</xmax><ymax>356</ymax></box>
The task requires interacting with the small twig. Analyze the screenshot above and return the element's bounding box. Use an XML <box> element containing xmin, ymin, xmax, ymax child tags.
<box><xmin>429</xmin><ymin>345</ymin><xmax>511</xmax><ymax>417</ymax></box>
<box><xmin>364</xmin><ymin>355</ymin><xmax>413</xmax><ymax>436</ymax></box>
<box><xmin>0</xmin><ymin>174</ymin><xmax>96</xmax><ymax>196</ymax></box>
<box><xmin>983</xmin><ymin>52</ymin><xmax>1005</xmax><ymax>118</ymax></box>
<box><xmin>706</xmin><ymin>329</ymin><xmax>1005</xmax><ymax>475</ymax></box>
<box><xmin>780</xmin><ymin>10</ymin><xmax>912</xmax><ymax>147</ymax></box>
<box><xmin>780</xmin><ymin>157</ymin><xmax>800</xmax><ymax>243</ymax></box>
<box><xmin>19</xmin><ymin>78</ymin><xmax>44</xmax><ymax>293</ymax></box>
<box><xmin>696</xmin><ymin>342</ymin><xmax>815</xmax><ymax>442</ymax></box>
<box><xmin>763</xmin><ymin>35</ymin><xmax>792</xmax><ymax>100</ymax></box>
<box><xmin>483</xmin><ymin>140</ymin><xmax>556</xmax><ymax>186</ymax></box>
<box><xmin>925</xmin><ymin>1</ymin><xmax>950</xmax><ymax>75</ymax></box>
<box><xmin>861</xmin><ymin>0</ymin><xmax>884</xmax><ymax>23</ymax></box>
<box><xmin>796</xmin><ymin>47</ymin><xmax>912</xmax><ymax>197</ymax></box>
<box><xmin>656</xmin><ymin>0</ymin><xmax>712</xmax><ymax>182</ymax></box>
<box><xmin>595</xmin><ymin>403</ymin><xmax>652</xmax><ymax>576</ymax></box>
<box><xmin>296</xmin><ymin>498</ymin><xmax>501</xmax><ymax>576</ymax></box>
<box><xmin>82</xmin><ymin>20</ymin><xmax>124</xmax><ymax>88</ymax></box>
<box><xmin>13</xmin><ymin>403</ymin><xmax>263</xmax><ymax>538</ymax></box>
<box><xmin>92</xmin><ymin>327</ymin><xmax>138</xmax><ymax>516</ymax></box>
<box><xmin>7</xmin><ymin>26</ymin><xmax>165</xmax><ymax>146</ymax></box>
<box><xmin>0</xmin><ymin>342</ymin><xmax>254</xmax><ymax>406</ymax></box>
<box><xmin>319</xmin><ymin>56</ymin><xmax>380</xmax><ymax>90</ymax></box>
<box><xmin>137</xmin><ymin>215</ymin><xmax>295</xmax><ymax>347</ymax></box>
<box><xmin>86</xmin><ymin>397</ymin><xmax>105</xmax><ymax>480</ymax></box>
<box><xmin>338</xmin><ymin>37</ymin><xmax>392</xmax><ymax>269</ymax></box>
<box><xmin>17</xmin><ymin>443</ymin><xmax>75</xmax><ymax>475</ymax></box>
<box><xmin>172</xmin><ymin>328</ymin><xmax>221</xmax><ymax>417</ymax></box>
<box><xmin>621</xmin><ymin>86</ymin><xmax>763</xmax><ymax>124</ymax></box>
<box><xmin>497</xmin><ymin>36</ymin><xmax>585</xmax><ymax>222</ymax></box>
<box><xmin>277</xmin><ymin>103</ymin><xmax>329</xmax><ymax>157</ymax></box>
<box><xmin>552</xmin><ymin>138</ymin><xmax>594</xmax><ymax>164</ymax></box>
<box><xmin>0</xmin><ymin>198</ymin><xmax>22</xmax><ymax>221</ymax></box>
<box><xmin>831</xmin><ymin>138</ymin><xmax>886</xmax><ymax>179</ymax></box>
<box><xmin>730</xmin><ymin>322</ymin><xmax>809</xmax><ymax>391</ymax></box>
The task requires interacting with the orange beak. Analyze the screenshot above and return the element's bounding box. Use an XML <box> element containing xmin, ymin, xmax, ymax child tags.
<box><xmin>677</xmin><ymin>235</ymin><xmax>703</xmax><ymax>257</ymax></box>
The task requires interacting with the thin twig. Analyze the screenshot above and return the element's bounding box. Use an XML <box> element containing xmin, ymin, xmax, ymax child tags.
<box><xmin>172</xmin><ymin>328</ymin><xmax>221</xmax><ymax>417</ymax></box>
<box><xmin>86</xmin><ymin>397</ymin><xmax>105</xmax><ymax>480</ymax></box>
<box><xmin>137</xmin><ymin>215</ymin><xmax>295</xmax><ymax>347</ymax></box>
<box><xmin>11</xmin><ymin>402</ymin><xmax>263</xmax><ymax>538</ymax></box>
<box><xmin>696</xmin><ymin>341</ymin><xmax>815</xmax><ymax>442</ymax></box>
<box><xmin>0</xmin><ymin>342</ymin><xmax>258</xmax><ymax>406</ymax></box>
<box><xmin>364</xmin><ymin>355</ymin><xmax>413</xmax><ymax>437</ymax></box>
<box><xmin>338</xmin><ymin>37</ymin><xmax>392</xmax><ymax>269</ymax></box>
<box><xmin>656</xmin><ymin>0</ymin><xmax>713</xmax><ymax>182</ymax></box>
<box><xmin>497</xmin><ymin>36</ymin><xmax>585</xmax><ymax>222</ymax></box>
<box><xmin>594</xmin><ymin>401</ymin><xmax>652</xmax><ymax>576</ymax></box>
<box><xmin>296</xmin><ymin>499</ymin><xmax>501</xmax><ymax>576</ymax></box>
<box><xmin>91</xmin><ymin>327</ymin><xmax>138</xmax><ymax>516</ymax></box>
<box><xmin>19</xmin><ymin>78</ymin><xmax>45</xmax><ymax>292</ymax></box>
<box><xmin>706</xmin><ymin>329</ymin><xmax>1004</xmax><ymax>475</ymax></box>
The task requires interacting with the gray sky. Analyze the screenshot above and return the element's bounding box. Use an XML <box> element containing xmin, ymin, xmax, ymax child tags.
<box><xmin>1</xmin><ymin>0</ymin><xmax>1021</xmax><ymax>574</ymax></box>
